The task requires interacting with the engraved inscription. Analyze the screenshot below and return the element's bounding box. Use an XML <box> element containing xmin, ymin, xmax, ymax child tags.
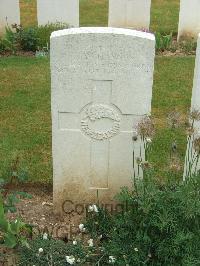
<box><xmin>81</xmin><ymin>104</ymin><xmax>120</xmax><ymax>140</ymax></box>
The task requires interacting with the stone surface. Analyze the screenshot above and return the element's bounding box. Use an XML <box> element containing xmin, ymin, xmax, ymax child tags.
<box><xmin>0</xmin><ymin>0</ymin><xmax>20</xmax><ymax>33</ymax></box>
<box><xmin>108</xmin><ymin>0</ymin><xmax>151</xmax><ymax>29</ymax></box>
<box><xmin>51</xmin><ymin>28</ymin><xmax>155</xmax><ymax>214</ymax></box>
<box><xmin>37</xmin><ymin>0</ymin><xmax>79</xmax><ymax>27</ymax></box>
<box><xmin>178</xmin><ymin>0</ymin><xmax>200</xmax><ymax>41</ymax></box>
<box><xmin>184</xmin><ymin>34</ymin><xmax>200</xmax><ymax>179</ymax></box>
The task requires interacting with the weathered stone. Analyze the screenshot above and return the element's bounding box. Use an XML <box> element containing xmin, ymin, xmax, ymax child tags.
<box><xmin>178</xmin><ymin>0</ymin><xmax>200</xmax><ymax>41</ymax></box>
<box><xmin>108</xmin><ymin>0</ymin><xmax>151</xmax><ymax>30</ymax></box>
<box><xmin>51</xmin><ymin>28</ymin><xmax>155</xmax><ymax>214</ymax></box>
<box><xmin>184</xmin><ymin>34</ymin><xmax>200</xmax><ymax>179</ymax></box>
<box><xmin>0</xmin><ymin>0</ymin><xmax>20</xmax><ymax>34</ymax></box>
<box><xmin>37</xmin><ymin>0</ymin><xmax>79</xmax><ymax>27</ymax></box>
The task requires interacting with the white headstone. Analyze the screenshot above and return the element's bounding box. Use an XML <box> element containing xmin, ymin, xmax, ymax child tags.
<box><xmin>178</xmin><ymin>0</ymin><xmax>200</xmax><ymax>41</ymax></box>
<box><xmin>0</xmin><ymin>0</ymin><xmax>20</xmax><ymax>33</ymax></box>
<box><xmin>37</xmin><ymin>0</ymin><xmax>79</xmax><ymax>27</ymax></box>
<box><xmin>51</xmin><ymin>28</ymin><xmax>155</xmax><ymax>213</ymax></box>
<box><xmin>108</xmin><ymin>0</ymin><xmax>151</xmax><ymax>30</ymax></box>
<box><xmin>184</xmin><ymin>34</ymin><xmax>200</xmax><ymax>179</ymax></box>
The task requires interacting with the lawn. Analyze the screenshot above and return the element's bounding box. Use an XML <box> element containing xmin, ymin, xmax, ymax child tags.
<box><xmin>0</xmin><ymin>56</ymin><xmax>195</xmax><ymax>183</ymax></box>
<box><xmin>0</xmin><ymin>0</ymin><xmax>194</xmax><ymax>183</ymax></box>
<box><xmin>150</xmin><ymin>0</ymin><xmax>180</xmax><ymax>34</ymax></box>
<box><xmin>20</xmin><ymin>0</ymin><xmax>180</xmax><ymax>34</ymax></box>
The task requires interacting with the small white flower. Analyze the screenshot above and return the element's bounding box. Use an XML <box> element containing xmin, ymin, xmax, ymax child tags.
<box><xmin>134</xmin><ymin>247</ymin><xmax>138</xmax><ymax>252</ymax></box>
<box><xmin>66</xmin><ymin>255</ymin><xmax>75</xmax><ymax>265</ymax></box>
<box><xmin>88</xmin><ymin>205</ymin><xmax>94</xmax><ymax>212</ymax></box>
<box><xmin>79</xmin><ymin>223</ymin><xmax>84</xmax><ymax>230</ymax></box>
<box><xmin>88</xmin><ymin>238</ymin><xmax>93</xmax><ymax>247</ymax></box>
<box><xmin>79</xmin><ymin>223</ymin><xmax>86</xmax><ymax>232</ymax></box>
<box><xmin>146</xmin><ymin>138</ymin><xmax>152</xmax><ymax>143</ymax></box>
<box><xmin>38</xmin><ymin>248</ymin><xmax>43</xmax><ymax>253</ymax></box>
<box><xmin>93</xmin><ymin>204</ymin><xmax>98</xmax><ymax>213</ymax></box>
<box><xmin>15</xmin><ymin>219</ymin><xmax>18</xmax><ymax>224</ymax></box>
<box><xmin>109</xmin><ymin>256</ymin><xmax>116</xmax><ymax>263</ymax></box>
<box><xmin>88</xmin><ymin>204</ymin><xmax>98</xmax><ymax>213</ymax></box>
<box><xmin>73</xmin><ymin>240</ymin><xmax>77</xmax><ymax>245</ymax></box>
<box><xmin>77</xmin><ymin>258</ymin><xmax>81</xmax><ymax>263</ymax></box>
<box><xmin>43</xmin><ymin>233</ymin><xmax>48</xmax><ymax>240</ymax></box>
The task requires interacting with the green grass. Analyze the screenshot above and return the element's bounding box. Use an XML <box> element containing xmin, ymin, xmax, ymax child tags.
<box><xmin>80</xmin><ymin>0</ymin><xmax>108</xmax><ymax>27</ymax></box>
<box><xmin>79</xmin><ymin>0</ymin><xmax>180</xmax><ymax>33</ymax></box>
<box><xmin>151</xmin><ymin>56</ymin><xmax>195</xmax><ymax>177</ymax></box>
<box><xmin>0</xmin><ymin>57</ymin><xmax>51</xmax><ymax>183</ymax></box>
<box><xmin>0</xmin><ymin>56</ymin><xmax>195</xmax><ymax>183</ymax></box>
<box><xmin>0</xmin><ymin>1</ymin><xmax>195</xmax><ymax>183</ymax></box>
<box><xmin>150</xmin><ymin>0</ymin><xmax>180</xmax><ymax>34</ymax></box>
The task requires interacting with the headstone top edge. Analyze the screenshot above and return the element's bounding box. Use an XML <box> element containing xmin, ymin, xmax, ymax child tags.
<box><xmin>50</xmin><ymin>27</ymin><xmax>155</xmax><ymax>41</ymax></box>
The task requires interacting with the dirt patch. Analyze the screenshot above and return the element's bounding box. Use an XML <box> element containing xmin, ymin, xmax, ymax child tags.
<box><xmin>0</xmin><ymin>51</ymin><xmax>35</xmax><ymax>58</ymax></box>
<box><xmin>6</xmin><ymin>184</ymin><xmax>86</xmax><ymax>241</ymax></box>
<box><xmin>1</xmin><ymin>184</ymin><xmax>91</xmax><ymax>265</ymax></box>
<box><xmin>158</xmin><ymin>50</ymin><xmax>195</xmax><ymax>57</ymax></box>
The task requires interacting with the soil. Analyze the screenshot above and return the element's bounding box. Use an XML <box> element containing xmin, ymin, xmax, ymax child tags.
<box><xmin>158</xmin><ymin>49</ymin><xmax>195</xmax><ymax>57</ymax></box>
<box><xmin>1</xmin><ymin>184</ymin><xmax>90</xmax><ymax>265</ymax></box>
<box><xmin>0</xmin><ymin>51</ymin><xmax>35</xmax><ymax>58</ymax></box>
<box><xmin>6</xmin><ymin>184</ymin><xmax>85</xmax><ymax>240</ymax></box>
<box><xmin>0</xmin><ymin>48</ymin><xmax>196</xmax><ymax>58</ymax></box>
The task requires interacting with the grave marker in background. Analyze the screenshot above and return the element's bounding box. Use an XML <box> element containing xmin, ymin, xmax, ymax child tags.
<box><xmin>37</xmin><ymin>0</ymin><xmax>79</xmax><ymax>27</ymax></box>
<box><xmin>108</xmin><ymin>0</ymin><xmax>151</xmax><ymax>30</ymax></box>
<box><xmin>178</xmin><ymin>0</ymin><xmax>200</xmax><ymax>41</ymax></box>
<box><xmin>0</xmin><ymin>0</ymin><xmax>20</xmax><ymax>33</ymax></box>
<box><xmin>51</xmin><ymin>28</ymin><xmax>155</xmax><ymax>214</ymax></box>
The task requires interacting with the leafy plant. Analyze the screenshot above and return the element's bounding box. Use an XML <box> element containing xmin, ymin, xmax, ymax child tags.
<box><xmin>0</xmin><ymin>38</ymin><xmax>7</xmax><ymax>53</ymax></box>
<box><xmin>34</xmin><ymin>22</ymin><xmax>68</xmax><ymax>50</ymax></box>
<box><xmin>18</xmin><ymin>27</ymin><xmax>38</xmax><ymax>51</ymax></box>
<box><xmin>155</xmin><ymin>32</ymin><xmax>173</xmax><ymax>52</ymax></box>
<box><xmin>84</xmin><ymin>111</ymin><xmax>200</xmax><ymax>265</ymax></box>
<box><xmin>0</xmin><ymin>197</ymin><xmax>30</xmax><ymax>249</ymax></box>
<box><xmin>0</xmin><ymin>156</ymin><xmax>31</xmax><ymax>213</ymax></box>
<box><xmin>0</xmin><ymin>27</ymin><xmax>18</xmax><ymax>54</ymax></box>
<box><xmin>0</xmin><ymin>157</ymin><xmax>31</xmax><ymax>249</ymax></box>
<box><xmin>0</xmin><ymin>23</ymin><xmax>68</xmax><ymax>54</ymax></box>
<box><xmin>84</xmin><ymin>176</ymin><xmax>200</xmax><ymax>265</ymax></box>
<box><xmin>179</xmin><ymin>40</ymin><xmax>197</xmax><ymax>55</ymax></box>
<box><xmin>19</xmin><ymin>236</ymin><xmax>99</xmax><ymax>265</ymax></box>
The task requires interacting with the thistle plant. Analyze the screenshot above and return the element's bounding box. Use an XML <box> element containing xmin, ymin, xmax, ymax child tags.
<box><xmin>132</xmin><ymin>116</ymin><xmax>155</xmax><ymax>194</ymax></box>
<box><xmin>167</xmin><ymin>110</ymin><xmax>182</xmax><ymax>129</ymax></box>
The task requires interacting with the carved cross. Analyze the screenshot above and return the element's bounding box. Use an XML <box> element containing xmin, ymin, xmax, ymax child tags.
<box><xmin>59</xmin><ymin>80</ymin><xmax>140</xmax><ymax>190</ymax></box>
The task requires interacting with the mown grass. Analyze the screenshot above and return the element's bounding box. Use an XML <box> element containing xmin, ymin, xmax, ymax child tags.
<box><xmin>151</xmin><ymin>56</ymin><xmax>194</xmax><ymax>178</ymax></box>
<box><xmin>0</xmin><ymin>0</ymin><xmax>194</xmax><ymax>183</ymax></box>
<box><xmin>19</xmin><ymin>0</ymin><xmax>180</xmax><ymax>34</ymax></box>
<box><xmin>0</xmin><ymin>57</ymin><xmax>51</xmax><ymax>183</ymax></box>
<box><xmin>150</xmin><ymin>0</ymin><xmax>180</xmax><ymax>34</ymax></box>
<box><xmin>0</xmin><ymin>56</ymin><xmax>195</xmax><ymax>183</ymax></box>
<box><xmin>80</xmin><ymin>0</ymin><xmax>108</xmax><ymax>27</ymax></box>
